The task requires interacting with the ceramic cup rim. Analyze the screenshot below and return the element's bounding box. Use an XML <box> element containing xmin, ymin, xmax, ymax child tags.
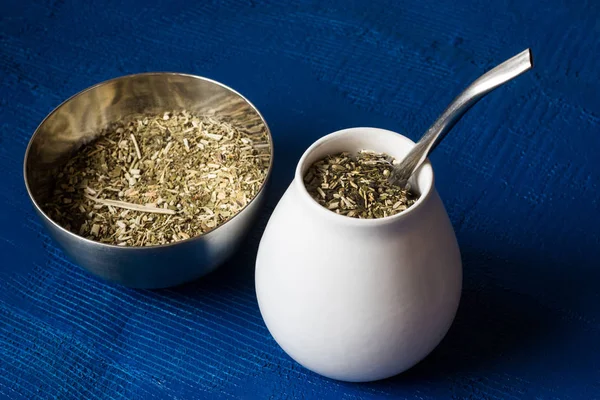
<box><xmin>294</xmin><ymin>127</ymin><xmax>434</xmax><ymax>226</ymax></box>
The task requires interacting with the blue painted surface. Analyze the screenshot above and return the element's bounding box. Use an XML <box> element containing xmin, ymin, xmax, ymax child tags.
<box><xmin>1</xmin><ymin>0</ymin><xmax>599</xmax><ymax>398</ymax></box>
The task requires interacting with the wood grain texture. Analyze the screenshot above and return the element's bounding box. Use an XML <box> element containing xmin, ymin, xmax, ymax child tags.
<box><xmin>1</xmin><ymin>0</ymin><xmax>599</xmax><ymax>398</ymax></box>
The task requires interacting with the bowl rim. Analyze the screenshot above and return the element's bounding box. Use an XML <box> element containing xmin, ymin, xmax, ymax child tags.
<box><xmin>23</xmin><ymin>71</ymin><xmax>274</xmax><ymax>250</ymax></box>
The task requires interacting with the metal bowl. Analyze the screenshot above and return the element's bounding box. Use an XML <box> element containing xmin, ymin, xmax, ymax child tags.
<box><xmin>23</xmin><ymin>73</ymin><xmax>273</xmax><ymax>288</ymax></box>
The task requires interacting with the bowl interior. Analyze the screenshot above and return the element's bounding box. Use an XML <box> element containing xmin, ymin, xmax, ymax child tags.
<box><xmin>25</xmin><ymin>73</ymin><xmax>271</xmax><ymax>214</ymax></box>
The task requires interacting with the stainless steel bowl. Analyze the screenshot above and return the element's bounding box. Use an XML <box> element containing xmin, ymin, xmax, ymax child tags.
<box><xmin>23</xmin><ymin>73</ymin><xmax>273</xmax><ymax>288</ymax></box>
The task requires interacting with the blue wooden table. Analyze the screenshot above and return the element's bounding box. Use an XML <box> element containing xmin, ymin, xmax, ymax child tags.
<box><xmin>1</xmin><ymin>1</ymin><xmax>599</xmax><ymax>398</ymax></box>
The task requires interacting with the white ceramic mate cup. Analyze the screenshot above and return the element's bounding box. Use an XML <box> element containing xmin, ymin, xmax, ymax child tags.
<box><xmin>255</xmin><ymin>127</ymin><xmax>462</xmax><ymax>382</ymax></box>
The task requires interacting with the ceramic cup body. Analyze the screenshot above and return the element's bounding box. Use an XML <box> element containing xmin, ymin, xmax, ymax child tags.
<box><xmin>255</xmin><ymin>127</ymin><xmax>462</xmax><ymax>382</ymax></box>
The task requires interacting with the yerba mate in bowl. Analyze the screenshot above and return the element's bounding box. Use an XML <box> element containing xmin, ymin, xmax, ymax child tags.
<box><xmin>303</xmin><ymin>150</ymin><xmax>418</xmax><ymax>219</ymax></box>
<box><xmin>43</xmin><ymin>110</ymin><xmax>270</xmax><ymax>247</ymax></box>
<box><xmin>24</xmin><ymin>73</ymin><xmax>272</xmax><ymax>288</ymax></box>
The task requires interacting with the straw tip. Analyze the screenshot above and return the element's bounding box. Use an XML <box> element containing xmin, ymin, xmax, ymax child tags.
<box><xmin>524</xmin><ymin>48</ymin><xmax>534</xmax><ymax>69</ymax></box>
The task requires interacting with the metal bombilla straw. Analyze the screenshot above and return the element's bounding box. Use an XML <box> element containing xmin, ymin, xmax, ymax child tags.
<box><xmin>389</xmin><ymin>49</ymin><xmax>533</xmax><ymax>188</ymax></box>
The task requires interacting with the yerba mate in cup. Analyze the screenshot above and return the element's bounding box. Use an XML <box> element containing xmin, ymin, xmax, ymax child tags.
<box><xmin>303</xmin><ymin>150</ymin><xmax>418</xmax><ymax>219</ymax></box>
